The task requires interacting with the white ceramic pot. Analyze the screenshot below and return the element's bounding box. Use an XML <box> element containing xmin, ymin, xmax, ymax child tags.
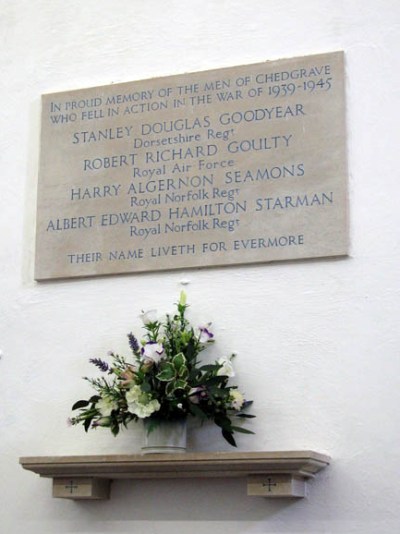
<box><xmin>142</xmin><ymin>419</ymin><xmax>187</xmax><ymax>454</ymax></box>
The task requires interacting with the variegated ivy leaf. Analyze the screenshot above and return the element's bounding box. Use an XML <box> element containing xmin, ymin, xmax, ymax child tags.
<box><xmin>174</xmin><ymin>378</ymin><xmax>187</xmax><ymax>390</ymax></box>
<box><xmin>165</xmin><ymin>379</ymin><xmax>188</xmax><ymax>396</ymax></box>
<box><xmin>165</xmin><ymin>381</ymin><xmax>176</xmax><ymax>396</ymax></box>
<box><xmin>156</xmin><ymin>363</ymin><xmax>175</xmax><ymax>381</ymax></box>
<box><xmin>172</xmin><ymin>352</ymin><xmax>186</xmax><ymax>370</ymax></box>
<box><xmin>178</xmin><ymin>366</ymin><xmax>189</xmax><ymax>380</ymax></box>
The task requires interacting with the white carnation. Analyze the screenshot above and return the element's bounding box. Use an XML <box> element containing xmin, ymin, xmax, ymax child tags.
<box><xmin>126</xmin><ymin>385</ymin><xmax>160</xmax><ymax>419</ymax></box>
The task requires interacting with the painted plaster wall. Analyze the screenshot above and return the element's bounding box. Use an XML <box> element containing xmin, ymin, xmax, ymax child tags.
<box><xmin>1</xmin><ymin>0</ymin><xmax>399</xmax><ymax>532</ymax></box>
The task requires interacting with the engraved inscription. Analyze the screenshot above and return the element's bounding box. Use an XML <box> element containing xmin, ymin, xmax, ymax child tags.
<box><xmin>35</xmin><ymin>51</ymin><xmax>348</xmax><ymax>280</ymax></box>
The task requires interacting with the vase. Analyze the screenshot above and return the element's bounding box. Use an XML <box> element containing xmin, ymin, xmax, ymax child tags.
<box><xmin>142</xmin><ymin>418</ymin><xmax>187</xmax><ymax>454</ymax></box>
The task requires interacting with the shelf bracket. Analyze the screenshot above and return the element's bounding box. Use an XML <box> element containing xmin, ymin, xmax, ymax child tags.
<box><xmin>53</xmin><ymin>477</ymin><xmax>111</xmax><ymax>500</ymax></box>
<box><xmin>247</xmin><ymin>474</ymin><xmax>306</xmax><ymax>498</ymax></box>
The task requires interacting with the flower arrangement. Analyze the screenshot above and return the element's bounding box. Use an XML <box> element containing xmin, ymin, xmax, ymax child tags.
<box><xmin>70</xmin><ymin>292</ymin><xmax>254</xmax><ymax>446</ymax></box>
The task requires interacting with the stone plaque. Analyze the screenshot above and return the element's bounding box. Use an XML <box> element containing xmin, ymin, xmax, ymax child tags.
<box><xmin>35</xmin><ymin>51</ymin><xmax>348</xmax><ymax>280</ymax></box>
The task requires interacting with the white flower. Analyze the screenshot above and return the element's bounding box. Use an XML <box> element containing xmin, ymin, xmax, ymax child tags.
<box><xmin>141</xmin><ymin>341</ymin><xmax>165</xmax><ymax>364</ymax></box>
<box><xmin>216</xmin><ymin>357</ymin><xmax>235</xmax><ymax>377</ymax></box>
<box><xmin>126</xmin><ymin>385</ymin><xmax>160</xmax><ymax>418</ymax></box>
<box><xmin>96</xmin><ymin>396</ymin><xmax>118</xmax><ymax>417</ymax></box>
<box><xmin>126</xmin><ymin>385</ymin><xmax>141</xmax><ymax>403</ymax></box>
<box><xmin>230</xmin><ymin>390</ymin><xmax>244</xmax><ymax>410</ymax></box>
<box><xmin>139</xmin><ymin>309</ymin><xmax>158</xmax><ymax>325</ymax></box>
<box><xmin>129</xmin><ymin>399</ymin><xmax>160</xmax><ymax>418</ymax></box>
<box><xmin>197</xmin><ymin>325</ymin><xmax>214</xmax><ymax>343</ymax></box>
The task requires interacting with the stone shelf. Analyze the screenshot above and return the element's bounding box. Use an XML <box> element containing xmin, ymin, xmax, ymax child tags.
<box><xmin>19</xmin><ymin>450</ymin><xmax>330</xmax><ymax>500</ymax></box>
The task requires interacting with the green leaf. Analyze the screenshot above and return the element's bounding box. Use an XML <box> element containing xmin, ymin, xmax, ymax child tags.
<box><xmin>165</xmin><ymin>381</ymin><xmax>176</xmax><ymax>396</ymax></box>
<box><xmin>156</xmin><ymin>363</ymin><xmax>175</xmax><ymax>381</ymax></box>
<box><xmin>174</xmin><ymin>378</ymin><xmax>187</xmax><ymax>390</ymax></box>
<box><xmin>236</xmin><ymin>413</ymin><xmax>256</xmax><ymax>418</ymax></box>
<box><xmin>111</xmin><ymin>422</ymin><xmax>120</xmax><ymax>436</ymax></box>
<box><xmin>222</xmin><ymin>429</ymin><xmax>237</xmax><ymax>447</ymax></box>
<box><xmin>230</xmin><ymin>425</ymin><xmax>255</xmax><ymax>435</ymax></box>
<box><xmin>185</xmin><ymin>338</ymin><xmax>196</xmax><ymax>361</ymax></box>
<box><xmin>141</xmin><ymin>381</ymin><xmax>152</xmax><ymax>393</ymax></box>
<box><xmin>172</xmin><ymin>352</ymin><xmax>186</xmax><ymax>370</ymax></box>
<box><xmin>165</xmin><ymin>378</ymin><xmax>187</xmax><ymax>396</ymax></box>
<box><xmin>214</xmin><ymin>415</ymin><xmax>233</xmax><ymax>431</ymax></box>
<box><xmin>188</xmin><ymin>368</ymin><xmax>201</xmax><ymax>381</ymax></box>
<box><xmin>178</xmin><ymin>366</ymin><xmax>189</xmax><ymax>379</ymax></box>
<box><xmin>83</xmin><ymin>417</ymin><xmax>92</xmax><ymax>432</ymax></box>
<box><xmin>189</xmin><ymin>403</ymin><xmax>208</xmax><ymax>420</ymax></box>
<box><xmin>203</xmin><ymin>376</ymin><xmax>226</xmax><ymax>386</ymax></box>
<box><xmin>199</xmin><ymin>364</ymin><xmax>217</xmax><ymax>372</ymax></box>
<box><xmin>72</xmin><ymin>399</ymin><xmax>89</xmax><ymax>410</ymax></box>
<box><xmin>144</xmin><ymin>417</ymin><xmax>160</xmax><ymax>434</ymax></box>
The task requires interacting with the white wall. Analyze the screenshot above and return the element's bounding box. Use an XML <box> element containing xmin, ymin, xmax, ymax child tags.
<box><xmin>1</xmin><ymin>1</ymin><xmax>400</xmax><ymax>532</ymax></box>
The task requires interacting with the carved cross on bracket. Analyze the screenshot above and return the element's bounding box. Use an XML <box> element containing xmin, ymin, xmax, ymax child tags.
<box><xmin>53</xmin><ymin>477</ymin><xmax>111</xmax><ymax>500</ymax></box>
<box><xmin>248</xmin><ymin>474</ymin><xmax>307</xmax><ymax>498</ymax></box>
<box><xmin>262</xmin><ymin>478</ymin><xmax>277</xmax><ymax>492</ymax></box>
<box><xmin>64</xmin><ymin>480</ymin><xmax>79</xmax><ymax>494</ymax></box>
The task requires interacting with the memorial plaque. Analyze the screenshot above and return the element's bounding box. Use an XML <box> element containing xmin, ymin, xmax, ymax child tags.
<box><xmin>35</xmin><ymin>51</ymin><xmax>348</xmax><ymax>280</ymax></box>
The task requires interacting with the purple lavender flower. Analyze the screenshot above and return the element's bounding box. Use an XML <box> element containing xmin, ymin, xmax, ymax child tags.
<box><xmin>89</xmin><ymin>358</ymin><xmax>109</xmax><ymax>372</ymax></box>
<box><xmin>128</xmin><ymin>332</ymin><xmax>139</xmax><ymax>353</ymax></box>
